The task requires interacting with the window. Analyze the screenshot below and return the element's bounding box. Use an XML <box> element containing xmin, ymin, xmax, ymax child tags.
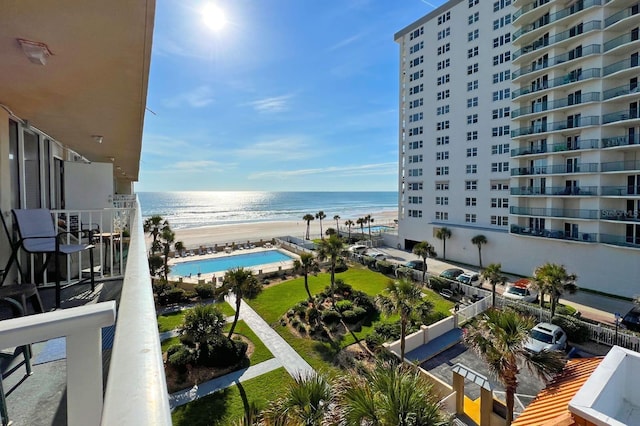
<box><xmin>491</xmin><ymin>162</ymin><xmax>510</xmax><ymax>172</ymax></box>
<box><xmin>491</xmin><ymin>198</ymin><xmax>509</xmax><ymax>208</ymax></box>
<box><xmin>465</xmin><ymin>214</ymin><xmax>477</xmax><ymax>223</ymax></box>
<box><xmin>409</xmin><ymin>98</ymin><xmax>424</xmax><ymax>109</ymax></box>
<box><xmin>408</xmin><ymin>182</ymin><xmax>423</xmax><ymax>190</ymax></box>
<box><xmin>437</xmin><ymin>11</ymin><xmax>451</xmax><ymax>25</ymax></box>
<box><xmin>409</xmin><ymin>41</ymin><xmax>424</xmax><ymax>54</ymax></box>
<box><xmin>409</xmin><ymin>83</ymin><xmax>424</xmax><ymax>95</ymax></box>
<box><xmin>436</xmin><ymin>136</ymin><xmax>450</xmax><ymax>145</ymax></box>
<box><xmin>437</xmin><ymin>27</ymin><xmax>451</xmax><ymax>40</ymax></box>
<box><xmin>467</xmin><ymin>80</ymin><xmax>479</xmax><ymax>91</ymax></box>
<box><xmin>436</xmin><ymin>151</ymin><xmax>449</xmax><ymax>160</ymax></box>
<box><xmin>493</xmin><ymin>33</ymin><xmax>511</xmax><ymax>47</ymax></box>
<box><xmin>408</xmin><ymin>126</ymin><xmax>423</xmax><ymax>136</ymax></box>
<box><xmin>491</xmin><ymin>143</ymin><xmax>510</xmax><ymax>154</ymax></box>
<box><xmin>437</xmin><ymin>90</ymin><xmax>450</xmax><ymax>100</ymax></box>
<box><xmin>410</xmin><ymin>56</ymin><xmax>424</xmax><ymax>68</ymax></box>
<box><xmin>491</xmin><ymin>182</ymin><xmax>509</xmax><ymax>190</ymax></box>
<box><xmin>491</xmin><ymin>216</ymin><xmax>509</xmax><ymax>226</ymax></box>
<box><xmin>408</xmin><ymin>209</ymin><xmax>423</xmax><ymax>218</ymax></box>
<box><xmin>465</xmin><ymin>197</ymin><xmax>477</xmax><ymax>206</ymax></box>
<box><xmin>468</xmin><ymin>0</ymin><xmax>479</xmax><ymax>8</ymax></box>
<box><xmin>409</xmin><ymin>70</ymin><xmax>424</xmax><ymax>82</ymax></box>
<box><xmin>467</xmin><ymin>46</ymin><xmax>479</xmax><ymax>58</ymax></box>
<box><xmin>436</xmin><ymin>166</ymin><xmax>449</xmax><ymax>176</ymax></box>
<box><xmin>437</xmin><ymin>121</ymin><xmax>450</xmax><ymax>131</ymax></box>
<box><xmin>435</xmin><ymin>181</ymin><xmax>449</xmax><ymax>190</ymax></box>
<box><xmin>437</xmin><ymin>74</ymin><xmax>450</xmax><ymax>85</ymax></box>
<box><xmin>467</xmin><ymin>114</ymin><xmax>478</xmax><ymax>124</ymax></box>
<box><xmin>492</xmin><ymin>88</ymin><xmax>510</xmax><ymax>101</ymax></box>
<box><xmin>408</xmin><ymin>154</ymin><xmax>423</xmax><ymax>163</ymax></box>
<box><xmin>468</xmin><ymin>12</ymin><xmax>479</xmax><ymax>24</ymax></box>
<box><xmin>466</xmin><ymin>131</ymin><xmax>478</xmax><ymax>141</ymax></box>
<box><xmin>465</xmin><ymin>180</ymin><xmax>478</xmax><ymax>190</ymax></box>
<box><xmin>493</xmin><ymin>0</ymin><xmax>511</xmax><ymax>12</ymax></box>
<box><xmin>408</xmin><ymin>140</ymin><xmax>423</xmax><ymax>149</ymax></box>
<box><xmin>435</xmin><ymin>211</ymin><xmax>449</xmax><ymax>221</ymax></box>
<box><xmin>409</xmin><ymin>112</ymin><xmax>424</xmax><ymax>122</ymax></box>
<box><xmin>409</xmin><ymin>27</ymin><xmax>424</xmax><ymax>40</ymax></box>
<box><xmin>467</xmin><ymin>63</ymin><xmax>479</xmax><ymax>74</ymax></box>
<box><xmin>466</xmin><ymin>164</ymin><xmax>477</xmax><ymax>174</ymax></box>
<box><xmin>437</xmin><ymin>59</ymin><xmax>450</xmax><ymax>70</ymax></box>
<box><xmin>493</xmin><ymin>51</ymin><xmax>511</xmax><ymax>65</ymax></box>
<box><xmin>493</xmin><ymin>14</ymin><xmax>511</xmax><ymax>30</ymax></box>
<box><xmin>408</xmin><ymin>168</ymin><xmax>423</xmax><ymax>176</ymax></box>
<box><xmin>492</xmin><ymin>107</ymin><xmax>510</xmax><ymax>119</ymax></box>
<box><xmin>492</xmin><ymin>125</ymin><xmax>510</xmax><ymax>136</ymax></box>
<box><xmin>408</xmin><ymin>196</ymin><xmax>423</xmax><ymax>204</ymax></box>
<box><xmin>435</xmin><ymin>196</ymin><xmax>449</xmax><ymax>205</ymax></box>
<box><xmin>466</xmin><ymin>147</ymin><xmax>478</xmax><ymax>157</ymax></box>
<box><xmin>467</xmin><ymin>97</ymin><xmax>479</xmax><ymax>108</ymax></box>
<box><xmin>436</xmin><ymin>105</ymin><xmax>450</xmax><ymax>115</ymax></box>
<box><xmin>467</xmin><ymin>29</ymin><xmax>479</xmax><ymax>41</ymax></box>
<box><xmin>437</xmin><ymin>43</ymin><xmax>451</xmax><ymax>55</ymax></box>
<box><xmin>492</xmin><ymin>69</ymin><xmax>511</xmax><ymax>83</ymax></box>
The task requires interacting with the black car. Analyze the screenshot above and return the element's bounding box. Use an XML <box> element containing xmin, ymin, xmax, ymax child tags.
<box><xmin>622</xmin><ymin>306</ymin><xmax>640</xmax><ymax>332</ymax></box>
<box><xmin>405</xmin><ymin>260</ymin><xmax>425</xmax><ymax>271</ymax></box>
<box><xmin>439</xmin><ymin>268</ymin><xmax>464</xmax><ymax>280</ymax></box>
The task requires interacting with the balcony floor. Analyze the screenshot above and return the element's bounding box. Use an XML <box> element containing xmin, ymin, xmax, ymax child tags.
<box><xmin>1</xmin><ymin>279</ymin><xmax>123</xmax><ymax>426</ymax></box>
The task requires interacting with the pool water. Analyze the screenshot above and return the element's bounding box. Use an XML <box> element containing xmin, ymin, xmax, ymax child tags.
<box><xmin>357</xmin><ymin>225</ymin><xmax>394</xmax><ymax>233</ymax></box>
<box><xmin>171</xmin><ymin>250</ymin><xmax>295</xmax><ymax>276</ymax></box>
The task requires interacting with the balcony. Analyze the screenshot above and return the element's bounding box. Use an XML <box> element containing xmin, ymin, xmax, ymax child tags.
<box><xmin>513</xmin><ymin>21</ymin><xmax>602</xmax><ymax>60</ymax></box>
<box><xmin>512</xmin><ymin>44</ymin><xmax>601</xmax><ymax>80</ymax></box>
<box><xmin>511</xmin><ymin>116</ymin><xmax>600</xmax><ymax>137</ymax></box>
<box><xmin>602</xmin><ymin>134</ymin><xmax>640</xmax><ymax>148</ymax></box>
<box><xmin>600</xmin><ymin>209</ymin><xmax>640</xmax><ymax>222</ymax></box>
<box><xmin>511</xmin><ymin>92</ymin><xmax>600</xmax><ymax>118</ymax></box>
<box><xmin>601</xmin><ymin>186</ymin><xmax>640</xmax><ymax>196</ymax></box>
<box><xmin>511</xmin><ymin>162</ymin><xmax>599</xmax><ymax>176</ymax></box>
<box><xmin>605</xmin><ymin>4</ymin><xmax>640</xmax><ymax>28</ymax></box>
<box><xmin>603</xmin><ymin>83</ymin><xmax>640</xmax><ymax>100</ymax></box>
<box><xmin>513</xmin><ymin>0</ymin><xmax>552</xmax><ymax>22</ymax></box>
<box><xmin>602</xmin><ymin>109</ymin><xmax>639</xmax><ymax>124</ymax></box>
<box><xmin>510</xmin><ymin>206</ymin><xmax>600</xmax><ymax>219</ymax></box>
<box><xmin>604</xmin><ymin>32</ymin><xmax>640</xmax><ymax>52</ymax></box>
<box><xmin>603</xmin><ymin>57</ymin><xmax>640</xmax><ymax>77</ymax></box>
<box><xmin>511</xmin><ymin>139</ymin><xmax>599</xmax><ymax>156</ymax></box>
<box><xmin>512</xmin><ymin>68</ymin><xmax>601</xmax><ymax>99</ymax></box>
<box><xmin>511</xmin><ymin>225</ymin><xmax>598</xmax><ymax>242</ymax></box>
<box><xmin>511</xmin><ymin>186</ymin><xmax>598</xmax><ymax>196</ymax></box>
<box><xmin>0</xmin><ymin>200</ymin><xmax>172</xmax><ymax>425</ymax></box>
<box><xmin>600</xmin><ymin>233</ymin><xmax>640</xmax><ymax>248</ymax></box>
<box><xmin>513</xmin><ymin>0</ymin><xmax>602</xmax><ymax>41</ymax></box>
<box><xmin>601</xmin><ymin>160</ymin><xmax>640</xmax><ymax>172</ymax></box>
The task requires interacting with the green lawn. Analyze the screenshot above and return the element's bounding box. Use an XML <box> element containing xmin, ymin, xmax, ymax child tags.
<box><xmin>224</xmin><ymin>320</ymin><xmax>274</xmax><ymax>365</ymax></box>
<box><xmin>157</xmin><ymin>301</ymin><xmax>235</xmax><ymax>332</ymax></box>
<box><xmin>172</xmin><ymin>367</ymin><xmax>292</xmax><ymax>426</ymax></box>
<box><xmin>161</xmin><ymin>336</ymin><xmax>181</xmax><ymax>352</ymax></box>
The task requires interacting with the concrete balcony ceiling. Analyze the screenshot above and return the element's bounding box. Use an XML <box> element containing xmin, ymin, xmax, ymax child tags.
<box><xmin>0</xmin><ymin>0</ymin><xmax>155</xmax><ymax>182</ymax></box>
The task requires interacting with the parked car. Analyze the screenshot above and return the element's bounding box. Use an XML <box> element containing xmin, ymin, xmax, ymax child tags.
<box><xmin>622</xmin><ymin>306</ymin><xmax>640</xmax><ymax>332</ymax></box>
<box><xmin>367</xmin><ymin>251</ymin><xmax>387</xmax><ymax>260</ymax></box>
<box><xmin>404</xmin><ymin>260</ymin><xmax>425</xmax><ymax>270</ymax></box>
<box><xmin>525</xmin><ymin>323</ymin><xmax>567</xmax><ymax>353</ymax></box>
<box><xmin>456</xmin><ymin>272</ymin><xmax>480</xmax><ymax>286</ymax></box>
<box><xmin>440</xmin><ymin>268</ymin><xmax>464</xmax><ymax>280</ymax></box>
<box><xmin>348</xmin><ymin>244</ymin><xmax>368</xmax><ymax>254</ymax></box>
<box><xmin>503</xmin><ymin>279</ymin><xmax>538</xmax><ymax>303</ymax></box>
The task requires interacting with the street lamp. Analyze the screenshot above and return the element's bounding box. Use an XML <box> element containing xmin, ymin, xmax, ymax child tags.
<box><xmin>614</xmin><ymin>312</ymin><xmax>622</xmax><ymax>346</ymax></box>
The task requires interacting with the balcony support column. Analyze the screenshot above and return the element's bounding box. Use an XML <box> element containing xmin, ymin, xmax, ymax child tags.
<box><xmin>67</xmin><ymin>327</ymin><xmax>104</xmax><ymax>426</ymax></box>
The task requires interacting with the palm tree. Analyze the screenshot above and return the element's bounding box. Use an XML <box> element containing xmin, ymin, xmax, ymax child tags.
<box><xmin>174</xmin><ymin>240</ymin><xmax>184</xmax><ymax>256</ymax></box>
<box><xmin>333</xmin><ymin>215</ymin><xmax>340</xmax><ymax>236</ymax></box>
<box><xmin>315</xmin><ymin>210</ymin><xmax>326</xmax><ymax>239</ymax></box>
<box><xmin>179</xmin><ymin>304</ymin><xmax>226</xmax><ymax>358</ymax></box>
<box><xmin>161</xmin><ymin>226</ymin><xmax>175</xmax><ymax>282</ymax></box>
<box><xmin>356</xmin><ymin>217</ymin><xmax>365</xmax><ymax>236</ymax></box>
<box><xmin>316</xmin><ymin>235</ymin><xmax>344</xmax><ymax>302</ymax></box>
<box><xmin>344</xmin><ymin>219</ymin><xmax>354</xmax><ymax>242</ymax></box>
<box><xmin>471</xmin><ymin>234</ymin><xmax>488</xmax><ymax>268</ymax></box>
<box><xmin>143</xmin><ymin>215</ymin><xmax>168</xmax><ymax>254</ymax></box>
<box><xmin>303</xmin><ymin>214</ymin><xmax>314</xmax><ymax>240</ymax></box>
<box><xmin>482</xmin><ymin>263</ymin><xmax>507</xmax><ymax>307</ymax></box>
<box><xmin>435</xmin><ymin>227</ymin><xmax>452</xmax><ymax>260</ymax></box>
<box><xmin>293</xmin><ymin>252</ymin><xmax>319</xmax><ymax>303</ymax></box>
<box><xmin>464</xmin><ymin>308</ymin><xmax>566</xmax><ymax>425</ymax></box>
<box><xmin>365</xmin><ymin>214</ymin><xmax>374</xmax><ymax>240</ymax></box>
<box><xmin>376</xmin><ymin>278</ymin><xmax>433</xmax><ymax>360</ymax></box>
<box><xmin>532</xmin><ymin>263</ymin><xmax>578</xmax><ymax>317</ymax></box>
<box><xmin>219</xmin><ymin>267</ymin><xmax>262</xmax><ymax>338</ymax></box>
<box><xmin>412</xmin><ymin>241</ymin><xmax>437</xmax><ymax>287</ymax></box>
<box><xmin>340</xmin><ymin>361</ymin><xmax>443</xmax><ymax>425</ymax></box>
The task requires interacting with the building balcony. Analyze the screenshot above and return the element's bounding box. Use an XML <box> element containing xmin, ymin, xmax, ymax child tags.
<box><xmin>604</xmin><ymin>31</ymin><xmax>640</xmax><ymax>52</ymax></box>
<box><xmin>511</xmin><ymin>116</ymin><xmax>600</xmax><ymax>138</ymax></box>
<box><xmin>605</xmin><ymin>4</ymin><xmax>640</xmax><ymax>28</ymax></box>
<box><xmin>510</xmin><ymin>206</ymin><xmax>600</xmax><ymax>219</ymax></box>
<box><xmin>601</xmin><ymin>160</ymin><xmax>640</xmax><ymax>172</ymax></box>
<box><xmin>511</xmin><ymin>162</ymin><xmax>600</xmax><ymax>176</ymax></box>
<box><xmin>511</xmin><ymin>92</ymin><xmax>600</xmax><ymax>118</ymax></box>
<box><xmin>600</xmin><ymin>233</ymin><xmax>640</xmax><ymax>249</ymax></box>
<box><xmin>603</xmin><ymin>83</ymin><xmax>640</xmax><ymax>101</ymax></box>
<box><xmin>512</xmin><ymin>68</ymin><xmax>601</xmax><ymax>99</ymax></box>
<box><xmin>513</xmin><ymin>20</ymin><xmax>602</xmax><ymax>61</ymax></box>
<box><xmin>512</xmin><ymin>44</ymin><xmax>601</xmax><ymax>80</ymax></box>
<box><xmin>511</xmin><ymin>186</ymin><xmax>598</xmax><ymax>196</ymax></box>
<box><xmin>513</xmin><ymin>0</ymin><xmax>552</xmax><ymax>23</ymax></box>
<box><xmin>603</xmin><ymin>57</ymin><xmax>640</xmax><ymax>77</ymax></box>
<box><xmin>0</xmin><ymin>199</ymin><xmax>171</xmax><ymax>425</ymax></box>
<box><xmin>601</xmin><ymin>186</ymin><xmax>640</xmax><ymax>196</ymax></box>
<box><xmin>513</xmin><ymin>0</ymin><xmax>602</xmax><ymax>42</ymax></box>
<box><xmin>602</xmin><ymin>134</ymin><xmax>640</xmax><ymax>148</ymax></box>
<box><xmin>600</xmin><ymin>209</ymin><xmax>640</xmax><ymax>222</ymax></box>
<box><xmin>602</xmin><ymin>109</ymin><xmax>640</xmax><ymax>125</ymax></box>
<box><xmin>510</xmin><ymin>225</ymin><xmax>598</xmax><ymax>242</ymax></box>
<box><xmin>511</xmin><ymin>138</ymin><xmax>599</xmax><ymax>156</ymax></box>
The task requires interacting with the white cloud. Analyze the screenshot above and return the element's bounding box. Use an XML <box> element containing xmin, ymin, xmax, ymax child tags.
<box><xmin>247</xmin><ymin>94</ymin><xmax>293</xmax><ymax>113</ymax></box>
<box><xmin>247</xmin><ymin>162</ymin><xmax>397</xmax><ymax>180</ymax></box>
<box><xmin>327</xmin><ymin>33</ymin><xmax>364</xmax><ymax>52</ymax></box>
<box><xmin>234</xmin><ymin>136</ymin><xmax>312</xmax><ymax>161</ymax></box>
<box><xmin>173</xmin><ymin>160</ymin><xmax>223</xmax><ymax>170</ymax></box>
<box><xmin>163</xmin><ymin>86</ymin><xmax>214</xmax><ymax>108</ymax></box>
<box><xmin>141</xmin><ymin>135</ymin><xmax>191</xmax><ymax>157</ymax></box>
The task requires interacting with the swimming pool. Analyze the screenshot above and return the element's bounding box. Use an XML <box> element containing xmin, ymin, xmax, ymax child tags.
<box><xmin>171</xmin><ymin>250</ymin><xmax>295</xmax><ymax>276</ymax></box>
<box><xmin>358</xmin><ymin>225</ymin><xmax>394</xmax><ymax>233</ymax></box>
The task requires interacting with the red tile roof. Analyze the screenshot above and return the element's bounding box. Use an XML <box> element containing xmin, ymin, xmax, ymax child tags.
<box><xmin>512</xmin><ymin>357</ymin><xmax>603</xmax><ymax>426</ymax></box>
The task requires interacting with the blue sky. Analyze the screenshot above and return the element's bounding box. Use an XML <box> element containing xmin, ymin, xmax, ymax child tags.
<box><xmin>137</xmin><ymin>0</ymin><xmax>446</xmax><ymax>192</ymax></box>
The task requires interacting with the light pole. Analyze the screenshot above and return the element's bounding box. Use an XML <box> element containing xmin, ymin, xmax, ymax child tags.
<box><xmin>614</xmin><ymin>312</ymin><xmax>622</xmax><ymax>346</ymax></box>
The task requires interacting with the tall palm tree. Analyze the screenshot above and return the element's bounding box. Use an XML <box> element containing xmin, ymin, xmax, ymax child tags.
<box><xmin>302</xmin><ymin>214</ymin><xmax>314</xmax><ymax>240</ymax></box>
<box><xmin>344</xmin><ymin>219</ymin><xmax>354</xmax><ymax>242</ymax></box>
<box><xmin>412</xmin><ymin>241</ymin><xmax>437</xmax><ymax>287</ymax></box>
<box><xmin>376</xmin><ymin>278</ymin><xmax>433</xmax><ymax>360</ymax></box>
<box><xmin>174</xmin><ymin>240</ymin><xmax>184</xmax><ymax>256</ymax></box>
<box><xmin>471</xmin><ymin>234</ymin><xmax>488</xmax><ymax>268</ymax></box>
<box><xmin>293</xmin><ymin>252</ymin><xmax>319</xmax><ymax>303</ymax></box>
<box><xmin>356</xmin><ymin>217</ymin><xmax>365</xmax><ymax>236</ymax></box>
<box><xmin>219</xmin><ymin>267</ymin><xmax>262</xmax><ymax>338</ymax></box>
<box><xmin>333</xmin><ymin>215</ymin><xmax>340</xmax><ymax>236</ymax></box>
<box><xmin>532</xmin><ymin>263</ymin><xmax>578</xmax><ymax>317</ymax></box>
<box><xmin>435</xmin><ymin>227</ymin><xmax>452</xmax><ymax>260</ymax></box>
<box><xmin>481</xmin><ymin>263</ymin><xmax>507</xmax><ymax>307</ymax></box>
<box><xmin>365</xmin><ymin>214</ymin><xmax>374</xmax><ymax>240</ymax></box>
<box><xmin>315</xmin><ymin>211</ymin><xmax>327</xmax><ymax>239</ymax></box>
<box><xmin>144</xmin><ymin>215</ymin><xmax>169</xmax><ymax>254</ymax></box>
<box><xmin>464</xmin><ymin>308</ymin><xmax>566</xmax><ymax>425</ymax></box>
<box><xmin>316</xmin><ymin>235</ymin><xmax>344</xmax><ymax>302</ymax></box>
<box><xmin>161</xmin><ymin>226</ymin><xmax>175</xmax><ymax>282</ymax></box>
<box><xmin>340</xmin><ymin>361</ymin><xmax>443</xmax><ymax>425</ymax></box>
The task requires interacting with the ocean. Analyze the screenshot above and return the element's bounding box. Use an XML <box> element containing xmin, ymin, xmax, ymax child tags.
<box><xmin>138</xmin><ymin>191</ymin><xmax>398</xmax><ymax>230</ymax></box>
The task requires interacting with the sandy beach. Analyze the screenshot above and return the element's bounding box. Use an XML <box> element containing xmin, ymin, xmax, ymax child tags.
<box><xmin>173</xmin><ymin>210</ymin><xmax>397</xmax><ymax>249</ymax></box>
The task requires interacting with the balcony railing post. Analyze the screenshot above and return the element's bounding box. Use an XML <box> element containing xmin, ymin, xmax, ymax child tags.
<box><xmin>67</xmin><ymin>327</ymin><xmax>105</xmax><ymax>426</ymax></box>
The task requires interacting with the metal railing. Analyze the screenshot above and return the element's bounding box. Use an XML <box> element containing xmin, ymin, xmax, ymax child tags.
<box><xmin>511</xmin><ymin>92</ymin><xmax>600</xmax><ymax>118</ymax></box>
<box><xmin>513</xmin><ymin>0</ymin><xmax>602</xmax><ymax>40</ymax></box>
<box><xmin>600</xmin><ymin>233</ymin><xmax>640</xmax><ymax>248</ymax></box>
<box><xmin>601</xmin><ymin>186</ymin><xmax>640</xmax><ymax>196</ymax></box>
<box><xmin>600</xmin><ymin>209</ymin><xmax>640</xmax><ymax>221</ymax></box>
<box><xmin>513</xmin><ymin>21</ymin><xmax>602</xmax><ymax>60</ymax></box>
<box><xmin>603</xmin><ymin>83</ymin><xmax>640</xmax><ymax>100</ymax></box>
<box><xmin>511</xmin><ymin>162</ymin><xmax>599</xmax><ymax>176</ymax></box>
<box><xmin>512</xmin><ymin>44</ymin><xmax>601</xmax><ymax>80</ymax></box>
<box><xmin>603</xmin><ymin>57</ymin><xmax>640</xmax><ymax>77</ymax></box>
<box><xmin>602</xmin><ymin>134</ymin><xmax>640</xmax><ymax>148</ymax></box>
<box><xmin>512</xmin><ymin>68</ymin><xmax>601</xmax><ymax>99</ymax></box>
<box><xmin>604</xmin><ymin>32</ymin><xmax>639</xmax><ymax>52</ymax></box>
<box><xmin>510</xmin><ymin>206</ymin><xmax>600</xmax><ymax>219</ymax></box>
<box><xmin>602</xmin><ymin>109</ymin><xmax>639</xmax><ymax>124</ymax></box>
<box><xmin>511</xmin><ymin>186</ymin><xmax>597</xmax><ymax>196</ymax></box>
<box><xmin>511</xmin><ymin>116</ymin><xmax>600</xmax><ymax>137</ymax></box>
<box><xmin>510</xmin><ymin>226</ymin><xmax>598</xmax><ymax>242</ymax></box>
<box><xmin>601</xmin><ymin>160</ymin><xmax>640</xmax><ymax>172</ymax></box>
<box><xmin>513</xmin><ymin>0</ymin><xmax>551</xmax><ymax>21</ymax></box>
<box><xmin>605</xmin><ymin>4</ymin><xmax>640</xmax><ymax>27</ymax></box>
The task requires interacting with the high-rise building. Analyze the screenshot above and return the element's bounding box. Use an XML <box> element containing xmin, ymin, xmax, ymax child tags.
<box><xmin>395</xmin><ymin>0</ymin><xmax>640</xmax><ymax>297</ymax></box>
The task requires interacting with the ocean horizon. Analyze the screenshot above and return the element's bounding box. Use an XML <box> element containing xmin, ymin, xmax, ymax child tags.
<box><xmin>138</xmin><ymin>191</ymin><xmax>398</xmax><ymax>230</ymax></box>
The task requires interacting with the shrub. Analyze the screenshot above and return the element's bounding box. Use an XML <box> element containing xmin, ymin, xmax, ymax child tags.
<box><xmin>321</xmin><ymin>309</ymin><xmax>341</xmax><ymax>324</ymax></box>
<box><xmin>374</xmin><ymin>322</ymin><xmax>401</xmax><ymax>340</ymax></box>
<box><xmin>361</xmin><ymin>256</ymin><xmax>376</xmax><ymax>268</ymax></box>
<box><xmin>291</xmin><ymin>318</ymin><xmax>300</xmax><ymax>328</ymax></box>
<box><xmin>352</xmin><ymin>306</ymin><xmax>367</xmax><ymax>321</ymax></box>
<box><xmin>335</xmin><ymin>279</ymin><xmax>352</xmax><ymax>295</ymax></box>
<box><xmin>307</xmin><ymin>307</ymin><xmax>319</xmax><ymax>324</ymax></box>
<box><xmin>351</xmin><ymin>291</ymin><xmax>377</xmax><ymax>314</ymax></box>
<box><xmin>166</xmin><ymin>344</ymin><xmax>183</xmax><ymax>358</ymax></box>
<box><xmin>365</xmin><ymin>332</ymin><xmax>385</xmax><ymax>350</ymax></box>
<box><xmin>334</xmin><ymin>258</ymin><xmax>348</xmax><ymax>273</ymax></box>
<box><xmin>376</xmin><ymin>260</ymin><xmax>395</xmax><ymax>275</ymax></box>
<box><xmin>168</xmin><ymin>347</ymin><xmax>195</xmax><ymax>372</ymax></box>
<box><xmin>429</xmin><ymin>277</ymin><xmax>451</xmax><ymax>293</ymax></box>
<box><xmin>552</xmin><ymin>315</ymin><xmax>590</xmax><ymax>343</ymax></box>
<box><xmin>195</xmin><ymin>283</ymin><xmax>215</xmax><ymax>299</ymax></box>
<box><xmin>286</xmin><ymin>309</ymin><xmax>295</xmax><ymax>318</ymax></box>
<box><xmin>166</xmin><ymin>287</ymin><xmax>186</xmax><ymax>304</ymax></box>
<box><xmin>294</xmin><ymin>302</ymin><xmax>307</xmax><ymax>314</ymax></box>
<box><xmin>183</xmin><ymin>290</ymin><xmax>197</xmax><ymax>300</ymax></box>
<box><xmin>336</xmin><ymin>300</ymin><xmax>353</xmax><ymax>312</ymax></box>
<box><xmin>297</xmin><ymin>323</ymin><xmax>307</xmax><ymax>333</ymax></box>
<box><xmin>200</xmin><ymin>336</ymin><xmax>247</xmax><ymax>367</ymax></box>
<box><xmin>341</xmin><ymin>310</ymin><xmax>358</xmax><ymax>323</ymax></box>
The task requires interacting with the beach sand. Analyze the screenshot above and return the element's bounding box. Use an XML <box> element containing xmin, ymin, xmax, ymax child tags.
<box><xmin>173</xmin><ymin>210</ymin><xmax>397</xmax><ymax>249</ymax></box>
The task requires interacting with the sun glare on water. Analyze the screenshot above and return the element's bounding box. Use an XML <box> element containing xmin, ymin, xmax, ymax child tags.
<box><xmin>202</xmin><ymin>3</ymin><xmax>226</xmax><ymax>32</ymax></box>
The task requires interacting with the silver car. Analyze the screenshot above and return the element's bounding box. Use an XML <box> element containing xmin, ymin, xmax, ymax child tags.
<box><xmin>525</xmin><ymin>323</ymin><xmax>567</xmax><ymax>353</ymax></box>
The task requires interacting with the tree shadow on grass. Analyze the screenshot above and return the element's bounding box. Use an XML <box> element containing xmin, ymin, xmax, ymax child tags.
<box><xmin>172</xmin><ymin>388</ymin><xmax>232</xmax><ymax>426</ymax></box>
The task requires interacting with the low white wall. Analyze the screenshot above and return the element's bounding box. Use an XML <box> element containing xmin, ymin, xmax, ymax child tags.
<box><xmin>429</xmin><ymin>316</ymin><xmax>456</xmax><ymax>341</ymax></box>
<box><xmin>386</xmin><ymin>315</ymin><xmax>458</xmax><ymax>357</ymax></box>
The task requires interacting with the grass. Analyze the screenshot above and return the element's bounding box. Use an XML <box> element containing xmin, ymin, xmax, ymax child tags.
<box><xmin>157</xmin><ymin>301</ymin><xmax>236</xmax><ymax>333</ymax></box>
<box><xmin>161</xmin><ymin>336</ymin><xmax>181</xmax><ymax>352</ymax></box>
<box><xmin>224</xmin><ymin>320</ymin><xmax>274</xmax><ymax>365</ymax></box>
<box><xmin>171</xmin><ymin>367</ymin><xmax>292</xmax><ymax>426</ymax></box>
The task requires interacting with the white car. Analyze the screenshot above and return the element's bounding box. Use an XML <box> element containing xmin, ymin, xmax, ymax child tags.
<box><xmin>525</xmin><ymin>323</ymin><xmax>567</xmax><ymax>353</ymax></box>
<box><xmin>367</xmin><ymin>251</ymin><xmax>387</xmax><ymax>260</ymax></box>
<box><xmin>456</xmin><ymin>272</ymin><xmax>479</xmax><ymax>286</ymax></box>
<box><xmin>503</xmin><ymin>279</ymin><xmax>538</xmax><ymax>303</ymax></box>
<box><xmin>347</xmin><ymin>244</ymin><xmax>368</xmax><ymax>254</ymax></box>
